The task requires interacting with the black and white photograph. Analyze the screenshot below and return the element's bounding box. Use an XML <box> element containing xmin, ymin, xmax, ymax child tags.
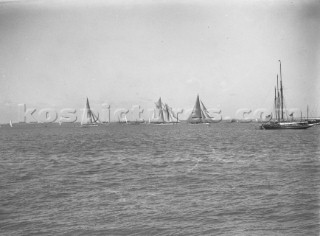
<box><xmin>0</xmin><ymin>0</ymin><xmax>319</xmax><ymax>235</ymax></box>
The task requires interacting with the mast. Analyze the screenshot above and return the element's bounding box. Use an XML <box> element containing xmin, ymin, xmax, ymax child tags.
<box><xmin>277</xmin><ymin>75</ymin><xmax>280</xmax><ymax>122</ymax></box>
<box><xmin>279</xmin><ymin>60</ymin><xmax>284</xmax><ymax>120</ymax></box>
<box><xmin>307</xmin><ymin>105</ymin><xmax>309</xmax><ymax>120</ymax></box>
<box><xmin>274</xmin><ymin>87</ymin><xmax>277</xmax><ymax>121</ymax></box>
<box><xmin>108</xmin><ymin>105</ymin><xmax>111</xmax><ymax>123</ymax></box>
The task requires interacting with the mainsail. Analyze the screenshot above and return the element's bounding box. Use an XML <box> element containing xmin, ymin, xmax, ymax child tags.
<box><xmin>81</xmin><ymin>98</ymin><xmax>99</xmax><ymax>126</ymax></box>
<box><xmin>154</xmin><ymin>97</ymin><xmax>165</xmax><ymax>123</ymax></box>
<box><xmin>188</xmin><ymin>95</ymin><xmax>212</xmax><ymax>124</ymax></box>
<box><xmin>163</xmin><ymin>103</ymin><xmax>178</xmax><ymax>122</ymax></box>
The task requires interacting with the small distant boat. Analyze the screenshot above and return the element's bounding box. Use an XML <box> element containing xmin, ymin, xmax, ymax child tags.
<box><xmin>81</xmin><ymin>98</ymin><xmax>100</xmax><ymax>127</ymax></box>
<box><xmin>149</xmin><ymin>97</ymin><xmax>179</xmax><ymax>124</ymax></box>
<box><xmin>118</xmin><ymin>110</ymin><xmax>129</xmax><ymax>124</ymax></box>
<box><xmin>187</xmin><ymin>95</ymin><xmax>213</xmax><ymax>124</ymax></box>
<box><xmin>126</xmin><ymin>120</ymin><xmax>145</xmax><ymax>125</ymax></box>
<box><xmin>305</xmin><ymin>105</ymin><xmax>320</xmax><ymax>125</ymax></box>
<box><xmin>119</xmin><ymin>106</ymin><xmax>145</xmax><ymax>125</ymax></box>
<box><xmin>261</xmin><ymin>61</ymin><xmax>312</xmax><ymax>130</ymax></box>
<box><xmin>9</xmin><ymin>120</ymin><xmax>13</xmax><ymax>128</ymax></box>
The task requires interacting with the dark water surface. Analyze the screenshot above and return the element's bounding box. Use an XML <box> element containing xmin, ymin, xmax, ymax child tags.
<box><xmin>1</xmin><ymin>123</ymin><xmax>319</xmax><ymax>235</ymax></box>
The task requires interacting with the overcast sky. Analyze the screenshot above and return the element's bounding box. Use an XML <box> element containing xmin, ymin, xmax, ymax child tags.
<box><xmin>0</xmin><ymin>0</ymin><xmax>319</xmax><ymax>122</ymax></box>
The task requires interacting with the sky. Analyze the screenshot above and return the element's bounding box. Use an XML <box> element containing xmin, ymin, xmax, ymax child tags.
<box><xmin>0</xmin><ymin>0</ymin><xmax>319</xmax><ymax>122</ymax></box>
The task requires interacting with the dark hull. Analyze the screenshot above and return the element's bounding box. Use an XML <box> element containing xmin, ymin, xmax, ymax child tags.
<box><xmin>261</xmin><ymin>123</ymin><xmax>312</xmax><ymax>130</ymax></box>
<box><xmin>150</xmin><ymin>122</ymin><xmax>179</xmax><ymax>125</ymax></box>
<box><xmin>188</xmin><ymin>122</ymin><xmax>211</xmax><ymax>125</ymax></box>
<box><xmin>187</xmin><ymin>119</ymin><xmax>213</xmax><ymax>124</ymax></box>
<box><xmin>126</xmin><ymin>121</ymin><xmax>145</xmax><ymax>125</ymax></box>
<box><xmin>307</xmin><ymin>120</ymin><xmax>320</xmax><ymax>125</ymax></box>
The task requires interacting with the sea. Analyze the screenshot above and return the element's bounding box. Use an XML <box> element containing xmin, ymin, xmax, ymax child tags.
<box><xmin>1</xmin><ymin>123</ymin><xmax>319</xmax><ymax>236</ymax></box>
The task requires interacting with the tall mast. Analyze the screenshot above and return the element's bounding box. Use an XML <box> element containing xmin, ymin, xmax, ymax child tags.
<box><xmin>274</xmin><ymin>87</ymin><xmax>277</xmax><ymax>121</ymax></box>
<box><xmin>277</xmin><ymin>75</ymin><xmax>280</xmax><ymax>122</ymax></box>
<box><xmin>279</xmin><ymin>60</ymin><xmax>284</xmax><ymax>120</ymax></box>
<box><xmin>307</xmin><ymin>105</ymin><xmax>309</xmax><ymax>120</ymax></box>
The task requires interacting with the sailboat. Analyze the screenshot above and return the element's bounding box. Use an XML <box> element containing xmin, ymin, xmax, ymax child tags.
<box><xmin>9</xmin><ymin>120</ymin><xmax>13</xmax><ymax>128</ymax></box>
<box><xmin>149</xmin><ymin>97</ymin><xmax>179</xmax><ymax>124</ymax></box>
<box><xmin>81</xmin><ymin>98</ymin><xmax>100</xmax><ymax>127</ymax></box>
<box><xmin>187</xmin><ymin>95</ymin><xmax>213</xmax><ymax>124</ymax></box>
<box><xmin>261</xmin><ymin>61</ymin><xmax>313</xmax><ymax>130</ymax></box>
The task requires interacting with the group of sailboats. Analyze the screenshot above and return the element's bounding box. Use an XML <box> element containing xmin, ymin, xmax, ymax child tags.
<box><xmin>62</xmin><ymin>60</ymin><xmax>319</xmax><ymax>129</ymax></box>
<box><xmin>3</xmin><ymin>61</ymin><xmax>316</xmax><ymax>129</ymax></box>
<box><xmin>260</xmin><ymin>61</ymin><xmax>313</xmax><ymax>130</ymax></box>
<box><xmin>118</xmin><ymin>95</ymin><xmax>215</xmax><ymax>125</ymax></box>
<box><xmin>115</xmin><ymin>96</ymin><xmax>214</xmax><ymax>125</ymax></box>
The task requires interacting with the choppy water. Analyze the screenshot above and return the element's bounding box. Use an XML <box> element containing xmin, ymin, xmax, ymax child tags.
<box><xmin>1</xmin><ymin>123</ymin><xmax>319</xmax><ymax>235</ymax></box>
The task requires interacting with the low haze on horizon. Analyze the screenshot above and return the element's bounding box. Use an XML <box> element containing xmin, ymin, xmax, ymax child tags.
<box><xmin>0</xmin><ymin>0</ymin><xmax>319</xmax><ymax>123</ymax></box>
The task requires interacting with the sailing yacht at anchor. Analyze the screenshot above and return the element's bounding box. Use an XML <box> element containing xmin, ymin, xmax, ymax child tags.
<box><xmin>81</xmin><ymin>98</ymin><xmax>100</xmax><ymax>127</ymax></box>
<box><xmin>260</xmin><ymin>61</ymin><xmax>313</xmax><ymax>130</ymax></box>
